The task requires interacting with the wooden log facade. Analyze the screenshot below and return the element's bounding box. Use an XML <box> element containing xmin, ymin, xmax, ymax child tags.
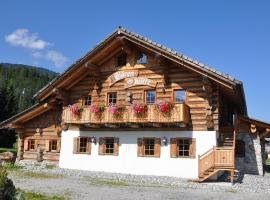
<box><xmin>1</xmin><ymin>27</ymin><xmax>269</xmax><ymax>181</ymax></box>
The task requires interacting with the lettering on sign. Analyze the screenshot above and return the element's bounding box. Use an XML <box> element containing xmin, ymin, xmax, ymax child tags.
<box><xmin>108</xmin><ymin>70</ymin><xmax>138</xmax><ymax>86</ymax></box>
<box><xmin>125</xmin><ymin>77</ymin><xmax>157</xmax><ymax>88</ymax></box>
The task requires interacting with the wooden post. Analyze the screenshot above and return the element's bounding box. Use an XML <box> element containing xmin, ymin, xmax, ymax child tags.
<box><xmin>16</xmin><ymin>131</ymin><xmax>24</xmax><ymax>161</ymax></box>
<box><xmin>230</xmin><ymin>169</ymin><xmax>234</xmax><ymax>183</ymax></box>
<box><xmin>198</xmin><ymin>154</ymin><xmax>201</xmax><ymax>178</ymax></box>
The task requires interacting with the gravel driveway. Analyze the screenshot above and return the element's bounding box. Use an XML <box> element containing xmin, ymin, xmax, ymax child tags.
<box><xmin>7</xmin><ymin>163</ymin><xmax>270</xmax><ymax>200</ymax></box>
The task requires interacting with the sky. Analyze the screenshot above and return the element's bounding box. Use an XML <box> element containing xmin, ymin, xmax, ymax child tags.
<box><xmin>0</xmin><ymin>0</ymin><xmax>269</xmax><ymax>121</ymax></box>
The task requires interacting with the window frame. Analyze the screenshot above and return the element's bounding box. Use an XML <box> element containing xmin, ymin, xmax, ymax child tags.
<box><xmin>104</xmin><ymin>137</ymin><xmax>115</xmax><ymax>155</ymax></box>
<box><xmin>145</xmin><ymin>90</ymin><xmax>156</xmax><ymax>105</ymax></box>
<box><xmin>50</xmin><ymin>140</ymin><xmax>58</xmax><ymax>152</ymax></box>
<box><xmin>116</xmin><ymin>52</ymin><xmax>127</xmax><ymax>67</ymax></box>
<box><xmin>107</xmin><ymin>92</ymin><xmax>117</xmax><ymax>105</ymax></box>
<box><xmin>173</xmin><ymin>89</ymin><xmax>186</xmax><ymax>104</ymax></box>
<box><xmin>136</xmin><ymin>51</ymin><xmax>147</xmax><ymax>64</ymax></box>
<box><xmin>29</xmin><ymin>139</ymin><xmax>35</xmax><ymax>151</ymax></box>
<box><xmin>143</xmin><ymin>137</ymin><xmax>155</xmax><ymax>156</ymax></box>
<box><xmin>78</xmin><ymin>137</ymin><xmax>88</xmax><ymax>153</ymax></box>
<box><xmin>177</xmin><ymin>138</ymin><xmax>191</xmax><ymax>157</ymax></box>
<box><xmin>83</xmin><ymin>96</ymin><xmax>92</xmax><ymax>106</ymax></box>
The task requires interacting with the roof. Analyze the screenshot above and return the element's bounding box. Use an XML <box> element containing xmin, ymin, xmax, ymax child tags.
<box><xmin>34</xmin><ymin>26</ymin><xmax>244</xmax><ymax>97</ymax></box>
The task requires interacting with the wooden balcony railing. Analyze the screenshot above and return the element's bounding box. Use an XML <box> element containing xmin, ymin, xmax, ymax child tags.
<box><xmin>198</xmin><ymin>147</ymin><xmax>234</xmax><ymax>178</ymax></box>
<box><xmin>62</xmin><ymin>104</ymin><xmax>190</xmax><ymax>125</ymax></box>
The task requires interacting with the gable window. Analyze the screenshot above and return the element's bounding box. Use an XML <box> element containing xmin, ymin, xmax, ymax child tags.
<box><xmin>117</xmin><ymin>53</ymin><xmax>127</xmax><ymax>67</ymax></box>
<box><xmin>170</xmin><ymin>138</ymin><xmax>196</xmax><ymax>158</ymax></box>
<box><xmin>137</xmin><ymin>52</ymin><xmax>147</xmax><ymax>64</ymax></box>
<box><xmin>145</xmin><ymin>90</ymin><xmax>155</xmax><ymax>104</ymax></box>
<box><xmin>108</xmin><ymin>92</ymin><xmax>117</xmax><ymax>104</ymax></box>
<box><xmin>137</xmin><ymin>137</ymin><xmax>161</xmax><ymax>157</ymax></box>
<box><xmin>73</xmin><ymin>137</ymin><xmax>91</xmax><ymax>154</ymax></box>
<box><xmin>98</xmin><ymin>137</ymin><xmax>119</xmax><ymax>156</ymax></box>
<box><xmin>29</xmin><ymin>140</ymin><xmax>35</xmax><ymax>150</ymax></box>
<box><xmin>235</xmin><ymin>140</ymin><xmax>245</xmax><ymax>157</ymax></box>
<box><xmin>83</xmin><ymin>96</ymin><xmax>92</xmax><ymax>106</ymax></box>
<box><xmin>174</xmin><ymin>90</ymin><xmax>186</xmax><ymax>103</ymax></box>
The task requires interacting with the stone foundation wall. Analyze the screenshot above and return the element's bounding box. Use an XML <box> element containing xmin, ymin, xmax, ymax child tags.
<box><xmin>235</xmin><ymin>133</ymin><xmax>264</xmax><ymax>175</ymax></box>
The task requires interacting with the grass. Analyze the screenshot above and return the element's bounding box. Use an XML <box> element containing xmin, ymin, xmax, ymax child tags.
<box><xmin>2</xmin><ymin>163</ymin><xmax>23</xmax><ymax>171</ymax></box>
<box><xmin>90</xmin><ymin>178</ymin><xmax>130</xmax><ymax>187</ymax></box>
<box><xmin>18</xmin><ymin>190</ymin><xmax>66</xmax><ymax>200</ymax></box>
<box><xmin>0</xmin><ymin>147</ymin><xmax>17</xmax><ymax>154</ymax></box>
<box><xmin>13</xmin><ymin>171</ymin><xmax>63</xmax><ymax>179</ymax></box>
<box><xmin>265</xmin><ymin>158</ymin><xmax>270</xmax><ymax>165</ymax></box>
<box><xmin>45</xmin><ymin>164</ymin><xmax>56</xmax><ymax>169</ymax></box>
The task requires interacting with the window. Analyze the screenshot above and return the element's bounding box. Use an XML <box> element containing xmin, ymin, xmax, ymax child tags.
<box><xmin>235</xmin><ymin>140</ymin><xmax>245</xmax><ymax>157</ymax></box>
<box><xmin>144</xmin><ymin>138</ymin><xmax>155</xmax><ymax>156</ymax></box>
<box><xmin>174</xmin><ymin>90</ymin><xmax>186</xmax><ymax>103</ymax></box>
<box><xmin>177</xmin><ymin>139</ymin><xmax>190</xmax><ymax>157</ymax></box>
<box><xmin>99</xmin><ymin>137</ymin><xmax>119</xmax><ymax>156</ymax></box>
<box><xmin>29</xmin><ymin>140</ymin><xmax>35</xmax><ymax>150</ymax></box>
<box><xmin>108</xmin><ymin>92</ymin><xmax>117</xmax><ymax>104</ymax></box>
<box><xmin>170</xmin><ymin>138</ymin><xmax>196</xmax><ymax>158</ymax></box>
<box><xmin>84</xmin><ymin>96</ymin><xmax>92</xmax><ymax>106</ymax></box>
<box><xmin>50</xmin><ymin>140</ymin><xmax>57</xmax><ymax>151</ymax></box>
<box><xmin>145</xmin><ymin>90</ymin><xmax>155</xmax><ymax>104</ymax></box>
<box><xmin>137</xmin><ymin>52</ymin><xmax>147</xmax><ymax>64</ymax></box>
<box><xmin>137</xmin><ymin>138</ymin><xmax>161</xmax><ymax>157</ymax></box>
<box><xmin>105</xmin><ymin>138</ymin><xmax>115</xmax><ymax>155</ymax></box>
<box><xmin>73</xmin><ymin>137</ymin><xmax>91</xmax><ymax>154</ymax></box>
<box><xmin>117</xmin><ymin>53</ymin><xmax>127</xmax><ymax>67</ymax></box>
<box><xmin>79</xmin><ymin>137</ymin><xmax>88</xmax><ymax>153</ymax></box>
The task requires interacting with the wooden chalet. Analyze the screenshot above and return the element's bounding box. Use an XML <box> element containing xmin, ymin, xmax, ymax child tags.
<box><xmin>1</xmin><ymin>27</ymin><xmax>270</xmax><ymax>182</ymax></box>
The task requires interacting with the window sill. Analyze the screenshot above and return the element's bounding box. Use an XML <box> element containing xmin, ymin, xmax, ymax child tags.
<box><xmin>172</xmin><ymin>156</ymin><xmax>196</xmax><ymax>159</ymax></box>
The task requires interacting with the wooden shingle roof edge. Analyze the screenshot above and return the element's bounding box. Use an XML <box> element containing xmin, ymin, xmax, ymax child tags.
<box><xmin>32</xmin><ymin>26</ymin><xmax>247</xmax><ymax>114</ymax></box>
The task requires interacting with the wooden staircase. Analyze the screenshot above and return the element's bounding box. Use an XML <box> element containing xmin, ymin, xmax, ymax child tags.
<box><xmin>198</xmin><ymin>131</ymin><xmax>235</xmax><ymax>182</ymax></box>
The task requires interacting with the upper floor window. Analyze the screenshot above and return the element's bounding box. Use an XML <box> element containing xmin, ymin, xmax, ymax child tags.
<box><xmin>145</xmin><ymin>90</ymin><xmax>155</xmax><ymax>104</ymax></box>
<box><xmin>137</xmin><ymin>52</ymin><xmax>147</xmax><ymax>64</ymax></box>
<box><xmin>174</xmin><ymin>90</ymin><xmax>186</xmax><ymax>103</ymax></box>
<box><xmin>84</xmin><ymin>96</ymin><xmax>92</xmax><ymax>106</ymax></box>
<box><xmin>117</xmin><ymin>53</ymin><xmax>127</xmax><ymax>67</ymax></box>
<box><xmin>108</xmin><ymin>92</ymin><xmax>117</xmax><ymax>104</ymax></box>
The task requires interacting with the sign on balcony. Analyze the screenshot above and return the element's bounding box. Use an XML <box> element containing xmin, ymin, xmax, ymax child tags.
<box><xmin>108</xmin><ymin>70</ymin><xmax>138</xmax><ymax>86</ymax></box>
<box><xmin>125</xmin><ymin>77</ymin><xmax>157</xmax><ymax>88</ymax></box>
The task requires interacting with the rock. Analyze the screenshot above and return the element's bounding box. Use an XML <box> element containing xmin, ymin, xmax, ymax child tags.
<box><xmin>0</xmin><ymin>152</ymin><xmax>15</xmax><ymax>164</ymax></box>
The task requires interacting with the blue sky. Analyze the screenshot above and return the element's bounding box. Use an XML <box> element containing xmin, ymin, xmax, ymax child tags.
<box><xmin>0</xmin><ymin>0</ymin><xmax>269</xmax><ymax>121</ymax></box>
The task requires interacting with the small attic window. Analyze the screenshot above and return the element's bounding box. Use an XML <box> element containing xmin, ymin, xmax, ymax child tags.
<box><xmin>137</xmin><ymin>52</ymin><xmax>147</xmax><ymax>64</ymax></box>
<box><xmin>116</xmin><ymin>53</ymin><xmax>127</xmax><ymax>67</ymax></box>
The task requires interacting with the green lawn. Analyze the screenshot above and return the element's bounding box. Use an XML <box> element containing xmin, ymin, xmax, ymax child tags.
<box><xmin>266</xmin><ymin>158</ymin><xmax>270</xmax><ymax>165</ymax></box>
<box><xmin>0</xmin><ymin>147</ymin><xmax>17</xmax><ymax>154</ymax></box>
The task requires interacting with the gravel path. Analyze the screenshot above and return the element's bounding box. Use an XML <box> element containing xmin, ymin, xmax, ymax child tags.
<box><xmin>7</xmin><ymin>163</ymin><xmax>270</xmax><ymax>200</ymax></box>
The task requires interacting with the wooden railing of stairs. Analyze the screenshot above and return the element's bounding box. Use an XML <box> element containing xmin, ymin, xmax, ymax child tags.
<box><xmin>198</xmin><ymin>129</ymin><xmax>236</xmax><ymax>182</ymax></box>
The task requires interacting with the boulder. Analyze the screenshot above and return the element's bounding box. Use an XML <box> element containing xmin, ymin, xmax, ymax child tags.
<box><xmin>0</xmin><ymin>152</ymin><xmax>15</xmax><ymax>164</ymax></box>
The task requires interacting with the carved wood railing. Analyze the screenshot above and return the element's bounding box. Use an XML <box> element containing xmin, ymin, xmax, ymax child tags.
<box><xmin>62</xmin><ymin>104</ymin><xmax>190</xmax><ymax>125</ymax></box>
<box><xmin>198</xmin><ymin>147</ymin><xmax>234</xmax><ymax>177</ymax></box>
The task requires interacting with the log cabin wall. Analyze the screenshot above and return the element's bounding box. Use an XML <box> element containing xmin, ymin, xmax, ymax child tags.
<box><xmin>67</xmin><ymin>47</ymin><xmax>219</xmax><ymax>131</ymax></box>
<box><xmin>21</xmin><ymin>110</ymin><xmax>62</xmax><ymax>162</ymax></box>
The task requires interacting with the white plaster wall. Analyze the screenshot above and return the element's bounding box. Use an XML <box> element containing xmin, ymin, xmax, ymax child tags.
<box><xmin>59</xmin><ymin>130</ymin><xmax>217</xmax><ymax>179</ymax></box>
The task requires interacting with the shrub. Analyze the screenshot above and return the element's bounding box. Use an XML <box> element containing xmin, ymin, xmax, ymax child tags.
<box><xmin>0</xmin><ymin>166</ymin><xmax>8</xmax><ymax>188</ymax></box>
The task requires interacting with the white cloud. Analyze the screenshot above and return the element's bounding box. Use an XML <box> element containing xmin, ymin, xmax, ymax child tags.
<box><xmin>45</xmin><ymin>50</ymin><xmax>68</xmax><ymax>68</ymax></box>
<box><xmin>5</xmin><ymin>28</ymin><xmax>68</xmax><ymax>68</ymax></box>
<box><xmin>5</xmin><ymin>29</ymin><xmax>51</xmax><ymax>50</ymax></box>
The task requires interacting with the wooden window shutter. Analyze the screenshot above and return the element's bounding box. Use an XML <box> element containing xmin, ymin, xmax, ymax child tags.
<box><xmin>98</xmin><ymin>137</ymin><xmax>105</xmax><ymax>155</ymax></box>
<box><xmin>73</xmin><ymin>137</ymin><xmax>79</xmax><ymax>154</ymax></box>
<box><xmin>57</xmin><ymin>140</ymin><xmax>61</xmax><ymax>153</ymax></box>
<box><xmin>86</xmin><ymin>138</ymin><xmax>91</xmax><ymax>154</ymax></box>
<box><xmin>189</xmin><ymin>138</ymin><xmax>196</xmax><ymax>157</ymax></box>
<box><xmin>170</xmin><ymin>138</ymin><xmax>177</xmax><ymax>158</ymax></box>
<box><xmin>45</xmin><ymin>140</ymin><xmax>50</xmax><ymax>152</ymax></box>
<box><xmin>154</xmin><ymin>138</ymin><xmax>161</xmax><ymax>157</ymax></box>
<box><xmin>137</xmin><ymin>138</ymin><xmax>143</xmax><ymax>157</ymax></box>
<box><xmin>24</xmin><ymin>139</ymin><xmax>29</xmax><ymax>151</ymax></box>
<box><xmin>113</xmin><ymin>138</ymin><xmax>119</xmax><ymax>156</ymax></box>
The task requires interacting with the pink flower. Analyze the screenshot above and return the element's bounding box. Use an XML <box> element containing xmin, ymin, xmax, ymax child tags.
<box><xmin>131</xmin><ymin>101</ymin><xmax>148</xmax><ymax>115</ymax></box>
<box><xmin>155</xmin><ymin>100</ymin><xmax>174</xmax><ymax>113</ymax></box>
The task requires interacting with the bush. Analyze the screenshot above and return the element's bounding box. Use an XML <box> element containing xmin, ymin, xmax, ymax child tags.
<box><xmin>0</xmin><ymin>166</ymin><xmax>8</xmax><ymax>188</ymax></box>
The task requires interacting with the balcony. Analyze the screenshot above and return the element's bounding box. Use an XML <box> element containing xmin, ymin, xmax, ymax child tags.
<box><xmin>62</xmin><ymin>104</ymin><xmax>190</xmax><ymax>126</ymax></box>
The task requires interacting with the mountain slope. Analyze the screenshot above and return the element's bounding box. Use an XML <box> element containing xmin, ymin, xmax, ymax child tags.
<box><xmin>0</xmin><ymin>63</ymin><xmax>58</xmax><ymax>113</ymax></box>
